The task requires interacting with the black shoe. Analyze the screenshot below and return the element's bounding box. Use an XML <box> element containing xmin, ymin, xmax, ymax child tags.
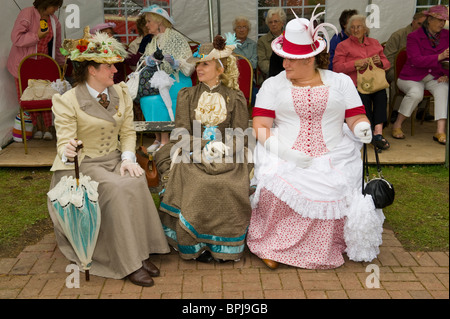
<box><xmin>390</xmin><ymin>110</ymin><xmax>398</xmax><ymax>123</ymax></box>
<box><xmin>372</xmin><ymin>134</ymin><xmax>390</xmax><ymax>151</ymax></box>
<box><xmin>416</xmin><ymin>109</ymin><xmax>434</xmax><ymax>121</ymax></box>
<box><xmin>195</xmin><ymin>250</ymin><xmax>213</xmax><ymax>263</ymax></box>
<box><xmin>128</xmin><ymin>267</ymin><xmax>155</xmax><ymax>287</ymax></box>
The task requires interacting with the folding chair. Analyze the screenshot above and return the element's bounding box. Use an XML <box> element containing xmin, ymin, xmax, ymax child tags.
<box><xmin>17</xmin><ymin>53</ymin><xmax>62</xmax><ymax>154</ymax></box>
<box><xmin>234</xmin><ymin>54</ymin><xmax>254</xmax><ymax>110</ymax></box>
<box><xmin>188</xmin><ymin>41</ymin><xmax>201</xmax><ymax>54</ymax></box>
<box><xmin>388</xmin><ymin>48</ymin><xmax>432</xmax><ymax>136</ymax></box>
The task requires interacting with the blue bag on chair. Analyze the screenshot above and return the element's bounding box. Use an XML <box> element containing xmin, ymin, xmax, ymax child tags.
<box><xmin>140</xmin><ymin>73</ymin><xmax>192</xmax><ymax>122</ymax></box>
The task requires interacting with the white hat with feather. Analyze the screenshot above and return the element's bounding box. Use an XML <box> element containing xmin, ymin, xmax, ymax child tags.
<box><xmin>271</xmin><ymin>4</ymin><xmax>338</xmax><ymax>60</ymax></box>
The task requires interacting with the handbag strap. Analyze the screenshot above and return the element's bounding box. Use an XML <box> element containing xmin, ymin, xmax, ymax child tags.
<box><xmin>356</xmin><ymin>57</ymin><xmax>378</xmax><ymax>72</ymax></box>
<box><xmin>362</xmin><ymin>144</ymin><xmax>383</xmax><ymax>194</ymax></box>
<box><xmin>135</xmin><ymin>59</ymin><xmax>146</xmax><ymax>74</ymax></box>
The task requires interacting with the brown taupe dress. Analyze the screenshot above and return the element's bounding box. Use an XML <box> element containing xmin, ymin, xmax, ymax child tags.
<box><xmin>47</xmin><ymin>83</ymin><xmax>169</xmax><ymax>279</ymax></box>
<box><xmin>155</xmin><ymin>83</ymin><xmax>253</xmax><ymax>261</ymax></box>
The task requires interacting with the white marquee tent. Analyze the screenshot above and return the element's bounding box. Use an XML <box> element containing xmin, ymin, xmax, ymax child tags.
<box><xmin>0</xmin><ymin>0</ymin><xmax>441</xmax><ymax>149</ymax></box>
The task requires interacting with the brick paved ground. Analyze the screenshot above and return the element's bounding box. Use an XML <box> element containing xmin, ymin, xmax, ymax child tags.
<box><xmin>0</xmin><ymin>228</ymin><xmax>448</xmax><ymax>299</ymax></box>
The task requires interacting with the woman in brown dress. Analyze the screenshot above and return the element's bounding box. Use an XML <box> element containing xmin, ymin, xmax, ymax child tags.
<box><xmin>155</xmin><ymin>35</ymin><xmax>253</xmax><ymax>263</ymax></box>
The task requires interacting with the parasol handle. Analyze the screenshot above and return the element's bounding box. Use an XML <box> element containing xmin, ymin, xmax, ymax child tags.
<box><xmin>74</xmin><ymin>140</ymin><xmax>84</xmax><ymax>187</ymax></box>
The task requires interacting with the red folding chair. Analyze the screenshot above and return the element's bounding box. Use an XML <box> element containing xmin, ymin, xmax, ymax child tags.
<box><xmin>18</xmin><ymin>53</ymin><xmax>62</xmax><ymax>154</ymax></box>
<box><xmin>389</xmin><ymin>48</ymin><xmax>432</xmax><ymax>136</ymax></box>
<box><xmin>188</xmin><ymin>41</ymin><xmax>200</xmax><ymax>54</ymax></box>
<box><xmin>234</xmin><ymin>54</ymin><xmax>254</xmax><ymax>109</ymax></box>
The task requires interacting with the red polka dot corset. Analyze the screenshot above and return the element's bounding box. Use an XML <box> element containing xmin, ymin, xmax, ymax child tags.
<box><xmin>291</xmin><ymin>86</ymin><xmax>330</xmax><ymax>157</ymax></box>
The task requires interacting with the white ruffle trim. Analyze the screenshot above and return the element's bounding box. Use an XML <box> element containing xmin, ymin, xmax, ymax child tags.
<box><xmin>47</xmin><ymin>174</ymin><xmax>99</xmax><ymax>208</ymax></box>
<box><xmin>251</xmin><ymin>173</ymin><xmax>352</xmax><ymax>220</ymax></box>
<box><xmin>250</xmin><ymin>161</ymin><xmax>385</xmax><ymax>263</ymax></box>
<box><xmin>344</xmin><ymin>190</ymin><xmax>385</xmax><ymax>262</ymax></box>
<box><xmin>250</xmin><ymin>153</ymin><xmax>355</xmax><ymax>220</ymax></box>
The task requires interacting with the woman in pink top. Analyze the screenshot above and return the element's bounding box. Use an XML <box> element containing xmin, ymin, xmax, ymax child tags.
<box><xmin>7</xmin><ymin>0</ymin><xmax>65</xmax><ymax>141</ymax></box>
<box><xmin>334</xmin><ymin>15</ymin><xmax>391</xmax><ymax>151</ymax></box>
<box><xmin>391</xmin><ymin>5</ymin><xmax>449</xmax><ymax>144</ymax></box>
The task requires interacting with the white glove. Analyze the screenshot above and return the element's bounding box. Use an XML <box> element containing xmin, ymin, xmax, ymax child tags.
<box><xmin>354</xmin><ymin>121</ymin><xmax>373</xmax><ymax>144</ymax></box>
<box><xmin>120</xmin><ymin>159</ymin><xmax>144</xmax><ymax>177</ymax></box>
<box><xmin>144</xmin><ymin>55</ymin><xmax>158</xmax><ymax>67</ymax></box>
<box><xmin>264</xmin><ymin>136</ymin><xmax>312</xmax><ymax>169</ymax></box>
<box><xmin>63</xmin><ymin>139</ymin><xmax>83</xmax><ymax>162</ymax></box>
<box><xmin>203</xmin><ymin>141</ymin><xmax>230</xmax><ymax>162</ymax></box>
<box><xmin>164</xmin><ymin>54</ymin><xmax>179</xmax><ymax>68</ymax></box>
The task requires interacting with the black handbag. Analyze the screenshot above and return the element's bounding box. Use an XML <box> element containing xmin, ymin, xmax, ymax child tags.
<box><xmin>362</xmin><ymin>144</ymin><xmax>395</xmax><ymax>209</ymax></box>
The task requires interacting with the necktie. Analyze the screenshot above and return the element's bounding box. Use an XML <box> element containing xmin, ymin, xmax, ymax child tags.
<box><xmin>97</xmin><ymin>93</ymin><xmax>110</xmax><ymax>108</ymax></box>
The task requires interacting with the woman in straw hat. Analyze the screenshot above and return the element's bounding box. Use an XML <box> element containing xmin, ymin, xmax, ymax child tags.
<box><xmin>247</xmin><ymin>5</ymin><xmax>384</xmax><ymax>270</ymax></box>
<box><xmin>154</xmin><ymin>34</ymin><xmax>252</xmax><ymax>263</ymax></box>
<box><xmin>390</xmin><ymin>5</ymin><xmax>449</xmax><ymax>144</ymax></box>
<box><xmin>48</xmin><ymin>28</ymin><xmax>169</xmax><ymax>287</ymax></box>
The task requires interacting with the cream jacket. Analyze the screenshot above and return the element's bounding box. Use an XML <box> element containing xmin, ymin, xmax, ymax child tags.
<box><xmin>51</xmin><ymin>82</ymin><xmax>136</xmax><ymax>171</ymax></box>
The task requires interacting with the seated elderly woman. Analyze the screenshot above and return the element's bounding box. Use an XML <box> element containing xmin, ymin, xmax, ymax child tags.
<box><xmin>232</xmin><ymin>16</ymin><xmax>257</xmax><ymax>69</ymax></box>
<box><xmin>138</xmin><ymin>5</ymin><xmax>195</xmax><ymax>152</ymax></box>
<box><xmin>257</xmin><ymin>8</ymin><xmax>286</xmax><ymax>80</ymax></box>
<box><xmin>391</xmin><ymin>5</ymin><xmax>449</xmax><ymax>144</ymax></box>
<box><xmin>155</xmin><ymin>35</ymin><xmax>252</xmax><ymax>263</ymax></box>
<box><xmin>334</xmin><ymin>15</ymin><xmax>391</xmax><ymax>151</ymax></box>
<box><xmin>48</xmin><ymin>29</ymin><xmax>169</xmax><ymax>287</ymax></box>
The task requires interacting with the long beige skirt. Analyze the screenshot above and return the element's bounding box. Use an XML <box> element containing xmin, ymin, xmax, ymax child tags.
<box><xmin>47</xmin><ymin>151</ymin><xmax>170</xmax><ymax>279</ymax></box>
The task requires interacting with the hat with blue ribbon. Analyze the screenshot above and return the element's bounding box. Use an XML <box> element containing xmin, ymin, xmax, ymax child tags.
<box><xmin>140</xmin><ymin>5</ymin><xmax>175</xmax><ymax>26</ymax></box>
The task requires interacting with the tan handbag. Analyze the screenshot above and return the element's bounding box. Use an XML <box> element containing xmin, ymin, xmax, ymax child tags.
<box><xmin>20</xmin><ymin>79</ymin><xmax>59</xmax><ymax>101</ymax></box>
<box><xmin>356</xmin><ymin>58</ymin><xmax>389</xmax><ymax>95</ymax></box>
<box><xmin>136</xmin><ymin>146</ymin><xmax>159</xmax><ymax>187</ymax></box>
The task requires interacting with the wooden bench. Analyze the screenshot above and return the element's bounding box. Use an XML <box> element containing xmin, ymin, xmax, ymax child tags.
<box><xmin>134</xmin><ymin>121</ymin><xmax>176</xmax><ymax>133</ymax></box>
<box><xmin>134</xmin><ymin>120</ymin><xmax>254</xmax><ymax>133</ymax></box>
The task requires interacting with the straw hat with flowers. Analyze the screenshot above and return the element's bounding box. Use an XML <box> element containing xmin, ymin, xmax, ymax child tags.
<box><xmin>60</xmin><ymin>26</ymin><xmax>128</xmax><ymax>65</ymax></box>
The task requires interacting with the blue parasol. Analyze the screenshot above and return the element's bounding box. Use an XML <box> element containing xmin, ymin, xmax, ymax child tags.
<box><xmin>47</xmin><ymin>145</ymin><xmax>100</xmax><ymax>281</ymax></box>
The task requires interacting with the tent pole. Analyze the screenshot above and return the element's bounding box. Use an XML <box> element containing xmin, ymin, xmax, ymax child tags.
<box><xmin>208</xmin><ymin>0</ymin><xmax>214</xmax><ymax>41</ymax></box>
<box><xmin>216</xmin><ymin>0</ymin><xmax>221</xmax><ymax>36</ymax></box>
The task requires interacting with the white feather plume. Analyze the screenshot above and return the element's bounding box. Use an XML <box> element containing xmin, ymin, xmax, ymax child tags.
<box><xmin>291</xmin><ymin>4</ymin><xmax>338</xmax><ymax>53</ymax></box>
<box><xmin>91</xmin><ymin>31</ymin><xmax>129</xmax><ymax>59</ymax></box>
<box><xmin>308</xmin><ymin>4</ymin><xmax>338</xmax><ymax>53</ymax></box>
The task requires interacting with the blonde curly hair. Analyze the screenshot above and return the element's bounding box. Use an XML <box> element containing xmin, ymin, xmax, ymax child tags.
<box><xmin>217</xmin><ymin>55</ymin><xmax>240</xmax><ymax>91</ymax></box>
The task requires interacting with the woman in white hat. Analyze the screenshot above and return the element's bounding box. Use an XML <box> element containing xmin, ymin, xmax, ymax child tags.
<box><xmin>247</xmin><ymin>6</ymin><xmax>384</xmax><ymax>270</ymax></box>
<box><xmin>138</xmin><ymin>5</ymin><xmax>195</xmax><ymax>152</ymax></box>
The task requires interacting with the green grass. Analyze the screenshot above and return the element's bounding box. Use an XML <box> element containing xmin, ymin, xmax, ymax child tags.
<box><xmin>0</xmin><ymin>168</ymin><xmax>52</xmax><ymax>250</ymax></box>
<box><xmin>381</xmin><ymin>165</ymin><xmax>449</xmax><ymax>251</ymax></box>
<box><xmin>0</xmin><ymin>165</ymin><xmax>448</xmax><ymax>255</ymax></box>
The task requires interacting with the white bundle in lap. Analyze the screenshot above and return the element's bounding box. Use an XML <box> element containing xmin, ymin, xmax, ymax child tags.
<box><xmin>344</xmin><ymin>190</ymin><xmax>385</xmax><ymax>262</ymax></box>
<box><xmin>149</xmin><ymin>67</ymin><xmax>175</xmax><ymax>121</ymax></box>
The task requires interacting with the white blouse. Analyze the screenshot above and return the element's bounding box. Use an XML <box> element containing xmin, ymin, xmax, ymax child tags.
<box><xmin>254</xmin><ymin>69</ymin><xmax>364</xmax><ymax>154</ymax></box>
